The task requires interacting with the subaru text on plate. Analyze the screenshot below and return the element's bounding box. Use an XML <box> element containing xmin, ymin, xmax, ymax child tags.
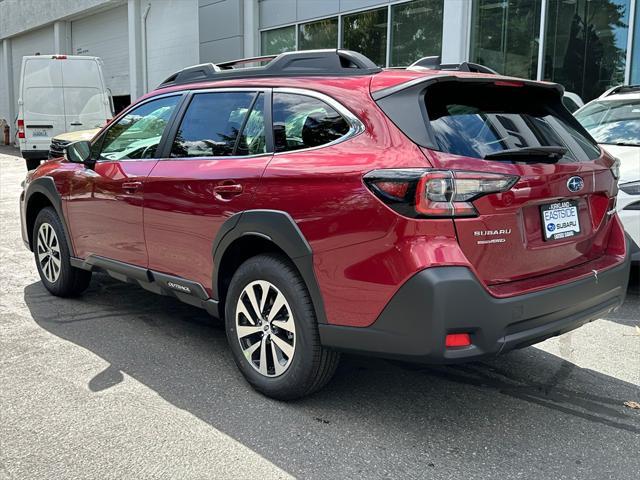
<box><xmin>20</xmin><ymin>50</ymin><xmax>631</xmax><ymax>399</ymax></box>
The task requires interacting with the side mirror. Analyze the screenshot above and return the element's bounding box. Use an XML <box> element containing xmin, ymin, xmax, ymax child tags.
<box><xmin>65</xmin><ymin>141</ymin><xmax>93</xmax><ymax>165</ymax></box>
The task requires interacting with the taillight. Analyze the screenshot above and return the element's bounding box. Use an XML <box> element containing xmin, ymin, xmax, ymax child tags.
<box><xmin>17</xmin><ymin>119</ymin><xmax>25</xmax><ymax>139</ymax></box>
<box><xmin>364</xmin><ymin>169</ymin><xmax>518</xmax><ymax>218</ymax></box>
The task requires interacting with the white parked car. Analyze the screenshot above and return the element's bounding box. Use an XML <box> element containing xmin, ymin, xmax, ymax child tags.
<box><xmin>575</xmin><ymin>85</ymin><xmax>640</xmax><ymax>264</ymax></box>
<box><xmin>17</xmin><ymin>55</ymin><xmax>113</xmax><ymax>170</ymax></box>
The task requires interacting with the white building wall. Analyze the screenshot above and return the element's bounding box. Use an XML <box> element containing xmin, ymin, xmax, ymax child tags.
<box><xmin>145</xmin><ymin>0</ymin><xmax>199</xmax><ymax>91</ymax></box>
<box><xmin>0</xmin><ymin>0</ymin><xmax>119</xmax><ymax>40</ymax></box>
<box><xmin>71</xmin><ymin>5</ymin><xmax>130</xmax><ymax>95</ymax></box>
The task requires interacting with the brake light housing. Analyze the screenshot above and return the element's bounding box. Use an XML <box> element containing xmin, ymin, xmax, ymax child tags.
<box><xmin>364</xmin><ymin>168</ymin><xmax>518</xmax><ymax>218</ymax></box>
<box><xmin>17</xmin><ymin>119</ymin><xmax>25</xmax><ymax>139</ymax></box>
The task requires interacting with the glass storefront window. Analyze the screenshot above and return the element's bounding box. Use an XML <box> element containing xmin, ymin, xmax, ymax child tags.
<box><xmin>544</xmin><ymin>0</ymin><xmax>631</xmax><ymax>101</ymax></box>
<box><xmin>471</xmin><ymin>0</ymin><xmax>542</xmax><ymax>79</ymax></box>
<box><xmin>261</xmin><ymin>26</ymin><xmax>296</xmax><ymax>55</ymax></box>
<box><xmin>390</xmin><ymin>0</ymin><xmax>444</xmax><ymax>66</ymax></box>
<box><xmin>299</xmin><ymin>17</ymin><xmax>338</xmax><ymax>50</ymax></box>
<box><xmin>342</xmin><ymin>7</ymin><xmax>388</xmax><ymax>67</ymax></box>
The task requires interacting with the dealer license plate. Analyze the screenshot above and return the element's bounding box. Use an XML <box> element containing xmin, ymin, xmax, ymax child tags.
<box><xmin>541</xmin><ymin>200</ymin><xmax>580</xmax><ymax>241</ymax></box>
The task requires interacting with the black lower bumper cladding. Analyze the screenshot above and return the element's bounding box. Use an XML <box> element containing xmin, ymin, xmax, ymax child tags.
<box><xmin>319</xmin><ymin>251</ymin><xmax>630</xmax><ymax>364</ymax></box>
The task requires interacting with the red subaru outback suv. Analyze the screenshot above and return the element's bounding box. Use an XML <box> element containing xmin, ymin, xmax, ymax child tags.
<box><xmin>20</xmin><ymin>50</ymin><xmax>630</xmax><ymax>399</ymax></box>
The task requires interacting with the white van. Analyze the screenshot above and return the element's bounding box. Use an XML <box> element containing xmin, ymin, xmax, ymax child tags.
<box><xmin>17</xmin><ymin>55</ymin><xmax>113</xmax><ymax>169</ymax></box>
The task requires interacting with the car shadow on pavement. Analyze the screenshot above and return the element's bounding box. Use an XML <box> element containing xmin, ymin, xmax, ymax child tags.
<box><xmin>24</xmin><ymin>273</ymin><xmax>640</xmax><ymax>478</ymax></box>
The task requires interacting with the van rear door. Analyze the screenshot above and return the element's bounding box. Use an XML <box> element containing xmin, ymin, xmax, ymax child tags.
<box><xmin>61</xmin><ymin>58</ymin><xmax>110</xmax><ymax>132</ymax></box>
<box><xmin>22</xmin><ymin>58</ymin><xmax>64</xmax><ymax>152</ymax></box>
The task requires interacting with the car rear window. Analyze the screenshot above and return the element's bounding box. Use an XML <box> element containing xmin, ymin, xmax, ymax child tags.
<box><xmin>424</xmin><ymin>82</ymin><xmax>601</xmax><ymax>162</ymax></box>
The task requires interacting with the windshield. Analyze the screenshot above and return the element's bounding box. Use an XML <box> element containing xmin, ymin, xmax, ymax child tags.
<box><xmin>575</xmin><ymin>100</ymin><xmax>640</xmax><ymax>146</ymax></box>
<box><xmin>425</xmin><ymin>82</ymin><xmax>601</xmax><ymax>162</ymax></box>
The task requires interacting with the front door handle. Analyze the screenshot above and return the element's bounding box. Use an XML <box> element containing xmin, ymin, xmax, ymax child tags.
<box><xmin>213</xmin><ymin>182</ymin><xmax>243</xmax><ymax>196</ymax></box>
<box><xmin>122</xmin><ymin>181</ymin><xmax>142</xmax><ymax>193</ymax></box>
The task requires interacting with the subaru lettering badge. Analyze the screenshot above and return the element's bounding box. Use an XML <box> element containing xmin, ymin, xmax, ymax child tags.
<box><xmin>567</xmin><ymin>176</ymin><xmax>584</xmax><ymax>193</ymax></box>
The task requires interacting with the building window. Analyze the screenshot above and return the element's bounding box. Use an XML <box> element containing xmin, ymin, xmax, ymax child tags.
<box><xmin>471</xmin><ymin>0</ymin><xmax>542</xmax><ymax>80</ymax></box>
<box><xmin>630</xmin><ymin>2</ymin><xmax>639</xmax><ymax>83</ymax></box>
<box><xmin>261</xmin><ymin>26</ymin><xmax>296</xmax><ymax>56</ymax></box>
<box><xmin>342</xmin><ymin>7</ymin><xmax>388</xmax><ymax>67</ymax></box>
<box><xmin>390</xmin><ymin>0</ymin><xmax>444</xmax><ymax>67</ymax></box>
<box><xmin>299</xmin><ymin>17</ymin><xmax>339</xmax><ymax>50</ymax></box>
<box><xmin>544</xmin><ymin>0</ymin><xmax>631</xmax><ymax>101</ymax></box>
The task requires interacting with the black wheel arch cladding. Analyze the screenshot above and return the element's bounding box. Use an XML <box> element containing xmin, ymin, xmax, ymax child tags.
<box><xmin>212</xmin><ymin>210</ymin><xmax>328</xmax><ymax>324</ymax></box>
<box><xmin>24</xmin><ymin>176</ymin><xmax>74</xmax><ymax>255</ymax></box>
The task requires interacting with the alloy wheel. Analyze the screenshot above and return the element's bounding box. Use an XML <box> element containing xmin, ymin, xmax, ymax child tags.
<box><xmin>37</xmin><ymin>223</ymin><xmax>61</xmax><ymax>283</ymax></box>
<box><xmin>235</xmin><ymin>280</ymin><xmax>296</xmax><ymax>377</ymax></box>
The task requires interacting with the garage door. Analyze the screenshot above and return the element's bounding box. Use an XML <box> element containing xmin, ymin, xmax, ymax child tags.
<box><xmin>72</xmin><ymin>5</ymin><xmax>129</xmax><ymax>96</ymax></box>
<box><xmin>11</xmin><ymin>26</ymin><xmax>54</xmax><ymax>110</ymax></box>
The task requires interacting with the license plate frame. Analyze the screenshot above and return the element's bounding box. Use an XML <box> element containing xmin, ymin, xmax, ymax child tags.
<box><xmin>31</xmin><ymin>129</ymin><xmax>48</xmax><ymax>138</ymax></box>
<box><xmin>540</xmin><ymin>200</ymin><xmax>581</xmax><ymax>241</ymax></box>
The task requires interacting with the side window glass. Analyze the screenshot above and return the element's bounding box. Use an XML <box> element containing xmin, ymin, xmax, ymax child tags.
<box><xmin>170</xmin><ymin>92</ymin><xmax>256</xmax><ymax>158</ymax></box>
<box><xmin>272</xmin><ymin>93</ymin><xmax>350</xmax><ymax>153</ymax></box>
<box><xmin>98</xmin><ymin>96</ymin><xmax>180</xmax><ymax>160</ymax></box>
<box><xmin>235</xmin><ymin>93</ymin><xmax>267</xmax><ymax>156</ymax></box>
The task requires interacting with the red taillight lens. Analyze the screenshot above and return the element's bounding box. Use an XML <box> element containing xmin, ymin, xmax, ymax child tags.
<box><xmin>17</xmin><ymin>119</ymin><xmax>25</xmax><ymax>139</ymax></box>
<box><xmin>445</xmin><ymin>333</ymin><xmax>471</xmax><ymax>348</ymax></box>
<box><xmin>364</xmin><ymin>168</ymin><xmax>518</xmax><ymax>218</ymax></box>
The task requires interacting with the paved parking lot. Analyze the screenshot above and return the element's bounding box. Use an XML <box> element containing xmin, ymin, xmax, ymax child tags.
<box><xmin>1</xmin><ymin>146</ymin><xmax>639</xmax><ymax>480</ymax></box>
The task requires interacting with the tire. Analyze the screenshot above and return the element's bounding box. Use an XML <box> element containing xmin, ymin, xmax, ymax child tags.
<box><xmin>225</xmin><ymin>253</ymin><xmax>340</xmax><ymax>400</ymax></box>
<box><xmin>25</xmin><ymin>158</ymin><xmax>41</xmax><ymax>170</ymax></box>
<box><xmin>33</xmin><ymin>207</ymin><xmax>92</xmax><ymax>297</ymax></box>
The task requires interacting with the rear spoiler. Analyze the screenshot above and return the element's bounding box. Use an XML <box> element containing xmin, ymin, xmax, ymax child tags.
<box><xmin>372</xmin><ymin>74</ymin><xmax>565</xmax><ymax>101</ymax></box>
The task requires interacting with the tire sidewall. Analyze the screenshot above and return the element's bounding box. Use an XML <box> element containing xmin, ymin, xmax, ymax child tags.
<box><xmin>225</xmin><ymin>255</ymin><xmax>318</xmax><ymax>396</ymax></box>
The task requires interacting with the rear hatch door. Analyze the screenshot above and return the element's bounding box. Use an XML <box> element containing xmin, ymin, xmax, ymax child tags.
<box><xmin>376</xmin><ymin>77</ymin><xmax>617</xmax><ymax>285</ymax></box>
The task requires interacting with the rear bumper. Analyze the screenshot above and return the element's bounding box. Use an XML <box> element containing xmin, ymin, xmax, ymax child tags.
<box><xmin>21</xmin><ymin>150</ymin><xmax>49</xmax><ymax>161</ymax></box>
<box><xmin>319</xmin><ymin>249</ymin><xmax>630</xmax><ymax>364</ymax></box>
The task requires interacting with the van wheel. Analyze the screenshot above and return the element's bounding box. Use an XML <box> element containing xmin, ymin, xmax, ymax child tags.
<box><xmin>33</xmin><ymin>207</ymin><xmax>92</xmax><ymax>297</ymax></box>
<box><xmin>25</xmin><ymin>158</ymin><xmax>41</xmax><ymax>170</ymax></box>
<box><xmin>225</xmin><ymin>253</ymin><xmax>340</xmax><ymax>400</ymax></box>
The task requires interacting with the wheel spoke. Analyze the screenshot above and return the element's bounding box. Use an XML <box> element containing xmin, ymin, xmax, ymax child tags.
<box><xmin>271</xmin><ymin>335</ymin><xmax>294</xmax><ymax>359</ymax></box>
<box><xmin>271</xmin><ymin>341</ymin><xmax>285</xmax><ymax>376</ymax></box>
<box><xmin>237</xmin><ymin>324</ymin><xmax>262</xmax><ymax>339</ymax></box>
<box><xmin>256</xmin><ymin>280</ymin><xmax>270</xmax><ymax>314</ymax></box>
<box><xmin>245</xmin><ymin>285</ymin><xmax>262</xmax><ymax>319</ymax></box>
<box><xmin>242</xmin><ymin>339</ymin><xmax>261</xmax><ymax>360</ymax></box>
<box><xmin>51</xmin><ymin>255</ymin><xmax>61</xmax><ymax>269</ymax></box>
<box><xmin>268</xmin><ymin>291</ymin><xmax>287</xmax><ymax>321</ymax></box>
<box><xmin>272</xmin><ymin>319</ymin><xmax>294</xmax><ymax>334</ymax></box>
<box><xmin>237</xmin><ymin>301</ymin><xmax>257</xmax><ymax>325</ymax></box>
<box><xmin>258</xmin><ymin>336</ymin><xmax>269</xmax><ymax>376</ymax></box>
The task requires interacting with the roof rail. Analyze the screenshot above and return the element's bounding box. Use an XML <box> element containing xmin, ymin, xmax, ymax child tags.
<box><xmin>157</xmin><ymin>49</ymin><xmax>382</xmax><ymax>89</ymax></box>
<box><xmin>599</xmin><ymin>84</ymin><xmax>640</xmax><ymax>98</ymax></box>
<box><xmin>408</xmin><ymin>56</ymin><xmax>498</xmax><ymax>75</ymax></box>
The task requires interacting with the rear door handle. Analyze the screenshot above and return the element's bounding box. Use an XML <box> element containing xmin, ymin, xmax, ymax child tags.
<box><xmin>213</xmin><ymin>183</ymin><xmax>243</xmax><ymax>195</ymax></box>
<box><xmin>122</xmin><ymin>181</ymin><xmax>142</xmax><ymax>192</ymax></box>
<box><xmin>70</xmin><ymin>122</ymin><xmax>83</xmax><ymax>126</ymax></box>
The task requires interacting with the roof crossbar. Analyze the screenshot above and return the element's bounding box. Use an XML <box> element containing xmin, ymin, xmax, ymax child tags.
<box><xmin>157</xmin><ymin>49</ymin><xmax>382</xmax><ymax>89</ymax></box>
<box><xmin>408</xmin><ymin>56</ymin><xmax>499</xmax><ymax>75</ymax></box>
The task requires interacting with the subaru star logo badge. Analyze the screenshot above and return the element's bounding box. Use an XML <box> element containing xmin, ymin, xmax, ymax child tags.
<box><xmin>567</xmin><ymin>176</ymin><xmax>584</xmax><ymax>193</ymax></box>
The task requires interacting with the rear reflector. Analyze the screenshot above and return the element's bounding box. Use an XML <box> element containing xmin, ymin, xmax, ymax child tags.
<box><xmin>494</xmin><ymin>80</ymin><xmax>524</xmax><ymax>87</ymax></box>
<box><xmin>17</xmin><ymin>119</ymin><xmax>25</xmax><ymax>139</ymax></box>
<box><xmin>445</xmin><ymin>333</ymin><xmax>471</xmax><ymax>348</ymax></box>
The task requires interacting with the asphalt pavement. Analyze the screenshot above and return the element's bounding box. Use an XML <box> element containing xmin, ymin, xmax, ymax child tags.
<box><xmin>1</xmin><ymin>146</ymin><xmax>639</xmax><ymax>479</ymax></box>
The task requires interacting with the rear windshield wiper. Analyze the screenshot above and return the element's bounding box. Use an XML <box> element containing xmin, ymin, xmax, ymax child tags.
<box><xmin>483</xmin><ymin>146</ymin><xmax>567</xmax><ymax>163</ymax></box>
